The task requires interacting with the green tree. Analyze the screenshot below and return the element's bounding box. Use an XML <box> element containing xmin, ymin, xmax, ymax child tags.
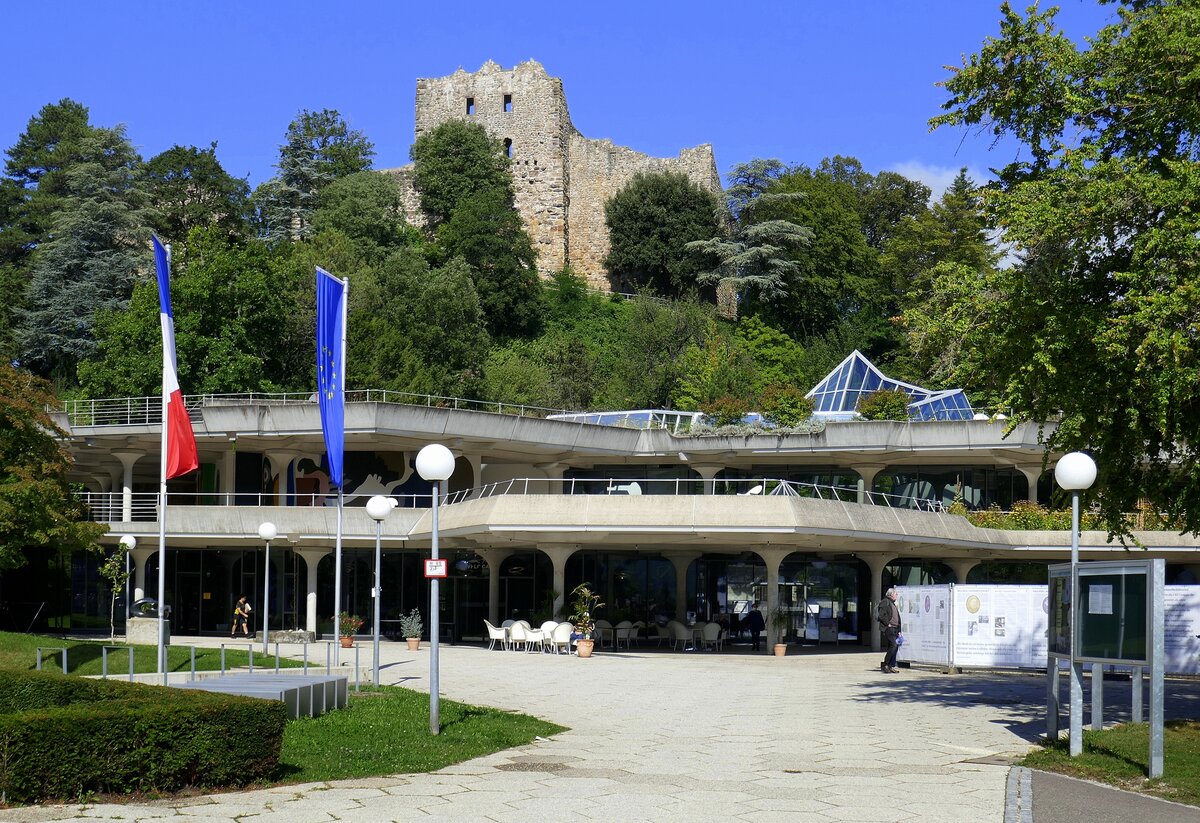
<box><xmin>606</xmin><ymin>295</ymin><xmax>711</xmax><ymax>408</ymax></box>
<box><xmin>80</xmin><ymin>227</ymin><xmax>310</xmax><ymax>396</ymax></box>
<box><xmin>311</xmin><ymin>171</ymin><xmax>420</xmax><ymax>263</ymax></box>
<box><xmin>16</xmin><ymin>127</ymin><xmax>152</xmax><ymax>383</ymax></box>
<box><xmin>410</xmin><ymin>120</ymin><xmax>511</xmax><ymax>230</ymax></box>
<box><xmin>604</xmin><ymin>171</ymin><xmax>722</xmax><ymax>295</ymax></box>
<box><xmin>255</xmin><ymin>109</ymin><xmax>374</xmax><ymax>242</ymax></box>
<box><xmin>0</xmin><ymin>364</ymin><xmax>105</xmax><ymax>571</ymax></box>
<box><xmin>856</xmin><ymin>388</ymin><xmax>911</xmax><ymax>421</ymax></box>
<box><xmin>926</xmin><ymin>0</ymin><xmax>1200</xmax><ymax>533</ymax></box>
<box><xmin>818</xmin><ymin>156</ymin><xmax>931</xmax><ymax>250</ymax></box>
<box><xmin>671</xmin><ymin>325</ymin><xmax>758</xmax><ymax>411</ymax></box>
<box><xmin>142</xmin><ymin>143</ymin><xmax>251</xmax><ymax>247</ymax></box>
<box><xmin>436</xmin><ymin>188</ymin><xmax>543</xmax><ymax>338</ymax></box>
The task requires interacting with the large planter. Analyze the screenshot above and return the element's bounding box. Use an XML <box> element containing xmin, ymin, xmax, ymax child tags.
<box><xmin>576</xmin><ymin>639</ymin><xmax>595</xmax><ymax>658</ymax></box>
<box><xmin>406</xmin><ymin>637</ymin><xmax>420</xmax><ymax>651</ymax></box>
<box><xmin>773</xmin><ymin>643</ymin><xmax>787</xmax><ymax>657</ymax></box>
<box><xmin>339</xmin><ymin>635</ymin><xmax>354</xmax><ymax>648</ymax></box>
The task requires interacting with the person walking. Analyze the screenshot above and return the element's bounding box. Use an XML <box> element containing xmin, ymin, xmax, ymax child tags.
<box><xmin>745</xmin><ymin>602</ymin><xmax>766</xmax><ymax>652</ymax></box>
<box><xmin>230</xmin><ymin>594</ymin><xmax>252</xmax><ymax>638</ymax></box>
<box><xmin>877</xmin><ymin>588</ymin><xmax>902</xmax><ymax>672</ymax></box>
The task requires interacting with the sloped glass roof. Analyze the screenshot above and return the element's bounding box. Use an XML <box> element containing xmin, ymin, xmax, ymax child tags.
<box><xmin>806</xmin><ymin>351</ymin><xmax>975</xmax><ymax>421</ymax></box>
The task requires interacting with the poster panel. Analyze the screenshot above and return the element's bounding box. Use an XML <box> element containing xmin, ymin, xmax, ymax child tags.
<box><xmin>952</xmin><ymin>585</ymin><xmax>1048</xmax><ymax>668</ymax></box>
<box><xmin>896</xmin><ymin>585</ymin><xmax>951</xmax><ymax>667</ymax></box>
<box><xmin>1164</xmin><ymin>586</ymin><xmax>1200</xmax><ymax>675</ymax></box>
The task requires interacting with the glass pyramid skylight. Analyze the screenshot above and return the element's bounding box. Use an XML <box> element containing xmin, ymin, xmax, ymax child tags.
<box><xmin>805</xmin><ymin>350</ymin><xmax>975</xmax><ymax>421</ymax></box>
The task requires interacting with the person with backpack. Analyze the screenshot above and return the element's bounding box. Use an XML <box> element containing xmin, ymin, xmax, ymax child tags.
<box><xmin>877</xmin><ymin>588</ymin><xmax>902</xmax><ymax>673</ymax></box>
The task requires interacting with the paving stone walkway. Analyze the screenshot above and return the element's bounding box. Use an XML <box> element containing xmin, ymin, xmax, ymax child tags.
<box><xmin>0</xmin><ymin>642</ymin><xmax>1150</xmax><ymax>823</ymax></box>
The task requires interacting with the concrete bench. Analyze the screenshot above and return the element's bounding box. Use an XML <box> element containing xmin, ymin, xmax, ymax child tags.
<box><xmin>170</xmin><ymin>674</ymin><xmax>347</xmax><ymax>720</ymax></box>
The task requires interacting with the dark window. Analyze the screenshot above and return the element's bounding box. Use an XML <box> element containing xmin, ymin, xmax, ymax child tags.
<box><xmin>503</xmin><ymin>138</ymin><xmax>513</xmax><ymax>158</ymax></box>
<box><xmin>503</xmin><ymin>94</ymin><xmax>513</xmax><ymax>112</ymax></box>
<box><xmin>466</xmin><ymin>97</ymin><xmax>475</xmax><ymax>115</ymax></box>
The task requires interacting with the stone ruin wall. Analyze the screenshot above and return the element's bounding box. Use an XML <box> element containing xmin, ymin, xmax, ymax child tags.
<box><xmin>385</xmin><ymin>60</ymin><xmax>721</xmax><ymax>289</ymax></box>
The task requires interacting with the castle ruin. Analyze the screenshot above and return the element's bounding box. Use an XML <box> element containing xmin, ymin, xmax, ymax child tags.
<box><xmin>387</xmin><ymin>60</ymin><xmax>722</xmax><ymax>289</ymax></box>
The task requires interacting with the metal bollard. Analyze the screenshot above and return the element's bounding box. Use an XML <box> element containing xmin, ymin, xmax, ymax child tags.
<box><xmin>302</xmin><ymin>641</ymin><xmax>309</xmax><ymax>674</ymax></box>
<box><xmin>274</xmin><ymin>641</ymin><xmax>280</xmax><ymax>674</ymax></box>
<box><xmin>220</xmin><ymin>644</ymin><xmax>227</xmax><ymax>674</ymax></box>
<box><xmin>354</xmin><ymin>644</ymin><xmax>360</xmax><ymax>693</ymax></box>
<box><xmin>36</xmin><ymin>647</ymin><xmax>68</xmax><ymax>674</ymax></box>
<box><xmin>326</xmin><ymin>641</ymin><xmax>332</xmax><ymax>675</ymax></box>
<box><xmin>248</xmin><ymin>644</ymin><xmax>254</xmax><ymax>673</ymax></box>
<box><xmin>189</xmin><ymin>646</ymin><xmax>197</xmax><ymax>681</ymax></box>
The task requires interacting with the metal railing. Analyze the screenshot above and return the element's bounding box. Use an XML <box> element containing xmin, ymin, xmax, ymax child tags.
<box><xmin>62</xmin><ymin>390</ymin><xmax>573</xmax><ymax>428</ymax></box>
<box><xmin>75</xmin><ymin>479</ymin><xmax>954</xmax><ymax>522</ymax></box>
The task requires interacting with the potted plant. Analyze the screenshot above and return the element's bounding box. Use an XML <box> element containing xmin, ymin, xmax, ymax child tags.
<box><xmin>770</xmin><ymin>607</ymin><xmax>789</xmax><ymax>657</ymax></box>
<box><xmin>569</xmin><ymin>582</ymin><xmax>605</xmax><ymax>658</ymax></box>
<box><xmin>337</xmin><ymin>612</ymin><xmax>363</xmax><ymax>647</ymax></box>
<box><xmin>399</xmin><ymin>607</ymin><xmax>423</xmax><ymax>651</ymax></box>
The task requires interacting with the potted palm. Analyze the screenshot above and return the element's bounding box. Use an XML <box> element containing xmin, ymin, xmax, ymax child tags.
<box><xmin>770</xmin><ymin>607</ymin><xmax>789</xmax><ymax>657</ymax></box>
<box><xmin>399</xmin><ymin>607</ymin><xmax>423</xmax><ymax>651</ymax></box>
<box><xmin>569</xmin><ymin>582</ymin><xmax>604</xmax><ymax>658</ymax></box>
<box><xmin>338</xmin><ymin>612</ymin><xmax>363</xmax><ymax>648</ymax></box>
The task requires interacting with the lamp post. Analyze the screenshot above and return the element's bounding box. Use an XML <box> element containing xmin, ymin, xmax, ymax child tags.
<box><xmin>416</xmin><ymin>443</ymin><xmax>455</xmax><ymax>735</ymax></box>
<box><xmin>366</xmin><ymin>494</ymin><xmax>398</xmax><ymax>687</ymax></box>
<box><xmin>1054</xmin><ymin>451</ymin><xmax>1097</xmax><ymax>758</ymax></box>
<box><xmin>119</xmin><ymin>535</ymin><xmax>136</xmax><ymax>624</ymax></box>
<box><xmin>258</xmin><ymin>522</ymin><xmax>277</xmax><ymax>654</ymax></box>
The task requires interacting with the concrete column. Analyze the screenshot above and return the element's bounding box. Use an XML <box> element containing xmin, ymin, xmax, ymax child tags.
<box><xmin>476</xmin><ymin>548</ymin><xmax>515</xmax><ymax>625</ymax></box>
<box><xmin>111</xmin><ymin>450</ymin><xmax>144</xmax><ymax>522</ymax></box>
<box><xmin>753</xmin><ymin>548</ymin><xmax>793</xmax><ymax>648</ymax></box>
<box><xmin>130</xmin><ymin>547</ymin><xmax>155</xmax><ymax>601</ymax></box>
<box><xmin>855</xmin><ymin>464</ymin><xmax>887</xmax><ymax>505</ymax></box>
<box><xmin>691</xmin><ymin>465</ymin><xmax>722</xmax><ymax>495</ymax></box>
<box><xmin>535</xmin><ymin>463</ymin><xmax>565</xmax><ymax>495</ymax></box>
<box><xmin>864</xmin><ymin>554</ymin><xmax>895</xmax><ymax>652</ymax></box>
<box><xmin>98</xmin><ymin>473</ymin><xmax>118</xmax><ymax>522</ymax></box>
<box><xmin>295</xmin><ymin>548</ymin><xmax>331</xmax><ymax>635</ymax></box>
<box><xmin>263</xmin><ymin>450</ymin><xmax>299</xmax><ymax>505</ymax></box>
<box><xmin>666</xmin><ymin>552</ymin><xmax>702</xmax><ymax>622</ymax></box>
<box><xmin>1016</xmin><ymin>465</ymin><xmax>1043</xmax><ymax>504</ymax></box>
<box><xmin>221</xmin><ymin>440</ymin><xmax>237</xmax><ymax>505</ymax></box>
<box><xmin>946</xmin><ymin>557</ymin><xmax>979</xmax><ymax>585</ymax></box>
<box><xmin>538</xmin><ymin>544</ymin><xmax>578</xmax><ymax>620</ymax></box>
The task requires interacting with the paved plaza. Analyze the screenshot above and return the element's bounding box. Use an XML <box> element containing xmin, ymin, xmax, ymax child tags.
<box><xmin>7</xmin><ymin>641</ymin><xmax>1200</xmax><ymax>823</ymax></box>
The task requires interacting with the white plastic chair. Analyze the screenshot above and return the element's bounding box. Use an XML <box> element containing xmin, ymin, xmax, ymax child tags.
<box><xmin>509</xmin><ymin>620</ymin><xmax>530</xmax><ymax>652</ymax></box>
<box><xmin>614</xmin><ymin>620</ymin><xmax>634</xmax><ymax>649</ymax></box>
<box><xmin>522</xmin><ymin>620</ymin><xmax>545</xmax><ymax>653</ymax></box>
<box><xmin>594</xmin><ymin>619</ymin><xmax>614</xmax><ymax>648</ymax></box>
<box><xmin>739</xmin><ymin>484</ymin><xmax>764</xmax><ymax>496</ymax></box>
<box><xmin>668</xmin><ymin>620</ymin><xmax>690</xmax><ymax>651</ymax></box>
<box><xmin>483</xmin><ymin>619</ymin><xmax>509</xmax><ymax>651</ymax></box>
<box><xmin>701</xmin><ymin>621</ymin><xmax>723</xmax><ymax>651</ymax></box>
<box><xmin>550</xmin><ymin>622</ymin><xmax>573</xmax><ymax>655</ymax></box>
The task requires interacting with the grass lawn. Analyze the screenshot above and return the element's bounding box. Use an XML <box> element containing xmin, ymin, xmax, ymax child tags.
<box><xmin>280</xmin><ymin>687</ymin><xmax>566</xmax><ymax>782</ymax></box>
<box><xmin>0</xmin><ymin>630</ymin><xmax>302</xmax><ymax>676</ymax></box>
<box><xmin>1022</xmin><ymin>721</ymin><xmax>1200</xmax><ymax>807</ymax></box>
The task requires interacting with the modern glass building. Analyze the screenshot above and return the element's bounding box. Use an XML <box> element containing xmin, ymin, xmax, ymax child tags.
<box><xmin>807</xmin><ymin>350</ymin><xmax>975</xmax><ymax>421</ymax></box>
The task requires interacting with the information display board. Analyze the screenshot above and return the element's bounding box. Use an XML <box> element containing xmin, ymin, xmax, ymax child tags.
<box><xmin>953</xmin><ymin>585</ymin><xmax>1049</xmax><ymax>668</ymax></box>
<box><xmin>1164</xmin><ymin>587</ymin><xmax>1200</xmax><ymax>674</ymax></box>
<box><xmin>1078</xmin><ymin>565</ymin><xmax>1148</xmax><ymax>663</ymax></box>
<box><xmin>1048</xmin><ymin>567</ymin><xmax>1071</xmax><ymax>657</ymax></box>
<box><xmin>896</xmin><ymin>585</ymin><xmax>950</xmax><ymax>667</ymax></box>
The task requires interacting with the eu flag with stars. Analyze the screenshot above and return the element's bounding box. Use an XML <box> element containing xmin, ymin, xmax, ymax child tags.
<box><xmin>316</xmin><ymin>267</ymin><xmax>346</xmax><ymax>487</ymax></box>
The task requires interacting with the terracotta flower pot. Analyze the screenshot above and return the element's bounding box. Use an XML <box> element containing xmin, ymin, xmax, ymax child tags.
<box><xmin>340</xmin><ymin>635</ymin><xmax>353</xmax><ymax>648</ymax></box>
<box><xmin>773</xmin><ymin>643</ymin><xmax>787</xmax><ymax>657</ymax></box>
<box><xmin>576</xmin><ymin>639</ymin><xmax>595</xmax><ymax>658</ymax></box>
<box><xmin>406</xmin><ymin>637</ymin><xmax>420</xmax><ymax>651</ymax></box>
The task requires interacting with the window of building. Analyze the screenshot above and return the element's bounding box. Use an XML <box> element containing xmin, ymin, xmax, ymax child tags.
<box><xmin>466</xmin><ymin>97</ymin><xmax>475</xmax><ymax>115</ymax></box>
<box><xmin>503</xmin><ymin>138</ymin><xmax>512</xmax><ymax>158</ymax></box>
<box><xmin>503</xmin><ymin>94</ymin><xmax>513</xmax><ymax>112</ymax></box>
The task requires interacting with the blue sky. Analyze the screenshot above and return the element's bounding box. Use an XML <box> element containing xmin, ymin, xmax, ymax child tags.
<box><xmin>3</xmin><ymin>1</ymin><xmax>1115</xmax><ymax>199</ymax></box>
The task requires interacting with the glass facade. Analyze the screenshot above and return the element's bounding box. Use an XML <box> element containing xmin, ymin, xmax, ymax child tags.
<box><xmin>807</xmin><ymin>350</ymin><xmax>975</xmax><ymax>421</ymax></box>
<box><xmin>875</xmin><ymin>465</ymin><xmax>1029</xmax><ymax>511</ymax></box>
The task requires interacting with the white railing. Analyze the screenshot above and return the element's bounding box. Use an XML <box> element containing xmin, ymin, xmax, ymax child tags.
<box><xmin>75</xmin><ymin>479</ymin><xmax>953</xmax><ymax>522</ymax></box>
<box><xmin>61</xmin><ymin>391</ymin><xmax>574</xmax><ymax>427</ymax></box>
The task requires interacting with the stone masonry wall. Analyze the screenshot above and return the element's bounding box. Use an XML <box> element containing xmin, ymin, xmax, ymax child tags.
<box><xmin>385</xmin><ymin>60</ymin><xmax>720</xmax><ymax>289</ymax></box>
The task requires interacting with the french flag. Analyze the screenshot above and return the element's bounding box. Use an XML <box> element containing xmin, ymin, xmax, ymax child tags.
<box><xmin>152</xmin><ymin>236</ymin><xmax>198</xmax><ymax>479</ymax></box>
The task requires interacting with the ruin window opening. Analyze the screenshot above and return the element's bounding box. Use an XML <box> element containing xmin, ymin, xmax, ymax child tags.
<box><xmin>503</xmin><ymin>138</ymin><xmax>513</xmax><ymax>158</ymax></box>
<box><xmin>503</xmin><ymin>94</ymin><xmax>513</xmax><ymax>113</ymax></box>
<box><xmin>466</xmin><ymin>97</ymin><xmax>475</xmax><ymax>115</ymax></box>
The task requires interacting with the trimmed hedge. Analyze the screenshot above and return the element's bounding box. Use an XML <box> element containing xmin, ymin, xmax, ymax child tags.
<box><xmin>0</xmin><ymin>670</ymin><xmax>286</xmax><ymax>804</ymax></box>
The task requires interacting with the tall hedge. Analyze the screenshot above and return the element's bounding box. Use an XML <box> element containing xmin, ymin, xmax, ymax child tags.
<box><xmin>0</xmin><ymin>670</ymin><xmax>286</xmax><ymax>804</ymax></box>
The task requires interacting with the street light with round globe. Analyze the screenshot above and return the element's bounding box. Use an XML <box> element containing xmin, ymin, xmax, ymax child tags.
<box><xmin>119</xmin><ymin>535</ymin><xmax>136</xmax><ymax>622</ymax></box>
<box><xmin>1054</xmin><ymin>451</ymin><xmax>1096</xmax><ymax>758</ymax></box>
<box><xmin>367</xmin><ymin>494</ymin><xmax>397</xmax><ymax>686</ymax></box>
<box><xmin>416</xmin><ymin>443</ymin><xmax>454</xmax><ymax>735</ymax></box>
<box><xmin>258</xmin><ymin>522</ymin><xmax>277</xmax><ymax>654</ymax></box>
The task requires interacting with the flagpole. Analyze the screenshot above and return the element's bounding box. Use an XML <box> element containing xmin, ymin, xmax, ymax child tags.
<box><xmin>157</xmin><ymin>243</ymin><xmax>171</xmax><ymax>685</ymax></box>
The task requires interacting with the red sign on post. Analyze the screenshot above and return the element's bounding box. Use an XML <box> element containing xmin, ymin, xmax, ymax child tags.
<box><xmin>424</xmin><ymin>559</ymin><xmax>448</xmax><ymax>578</ymax></box>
